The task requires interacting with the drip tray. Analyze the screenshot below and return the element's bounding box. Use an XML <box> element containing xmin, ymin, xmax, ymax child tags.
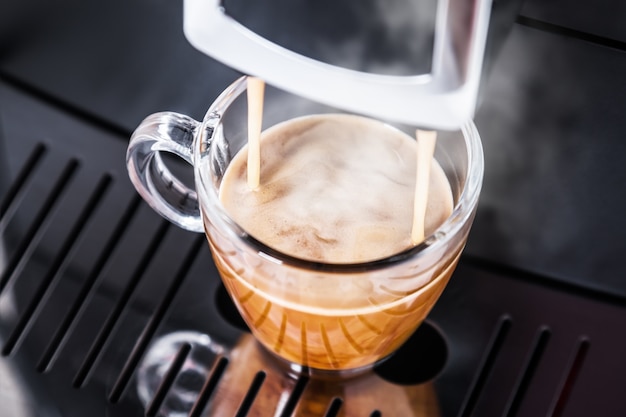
<box><xmin>1</xmin><ymin>78</ymin><xmax>625</xmax><ymax>417</ymax></box>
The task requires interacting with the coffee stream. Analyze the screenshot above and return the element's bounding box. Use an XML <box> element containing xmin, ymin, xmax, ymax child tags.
<box><xmin>412</xmin><ymin>129</ymin><xmax>437</xmax><ymax>244</ymax></box>
<box><xmin>246</xmin><ymin>77</ymin><xmax>265</xmax><ymax>190</ymax></box>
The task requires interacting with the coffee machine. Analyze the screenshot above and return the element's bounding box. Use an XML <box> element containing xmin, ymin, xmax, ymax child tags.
<box><xmin>183</xmin><ymin>0</ymin><xmax>492</xmax><ymax>130</ymax></box>
<box><xmin>1</xmin><ymin>0</ymin><xmax>626</xmax><ymax>416</ymax></box>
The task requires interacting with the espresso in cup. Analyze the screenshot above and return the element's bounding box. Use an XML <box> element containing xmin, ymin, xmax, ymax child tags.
<box><xmin>208</xmin><ymin>113</ymin><xmax>457</xmax><ymax>370</ymax></box>
<box><xmin>127</xmin><ymin>76</ymin><xmax>483</xmax><ymax>374</ymax></box>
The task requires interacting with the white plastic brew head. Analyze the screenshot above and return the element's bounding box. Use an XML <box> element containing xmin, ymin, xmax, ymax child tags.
<box><xmin>183</xmin><ymin>0</ymin><xmax>492</xmax><ymax>130</ymax></box>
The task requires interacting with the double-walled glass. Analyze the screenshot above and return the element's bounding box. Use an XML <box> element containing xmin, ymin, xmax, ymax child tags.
<box><xmin>126</xmin><ymin>76</ymin><xmax>483</xmax><ymax>373</ymax></box>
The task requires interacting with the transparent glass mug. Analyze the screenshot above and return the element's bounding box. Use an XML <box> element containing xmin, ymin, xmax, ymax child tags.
<box><xmin>126</xmin><ymin>76</ymin><xmax>483</xmax><ymax>374</ymax></box>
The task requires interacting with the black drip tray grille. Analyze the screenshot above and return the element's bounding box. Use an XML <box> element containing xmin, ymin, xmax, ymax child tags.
<box><xmin>1</xmin><ymin>79</ymin><xmax>625</xmax><ymax>417</ymax></box>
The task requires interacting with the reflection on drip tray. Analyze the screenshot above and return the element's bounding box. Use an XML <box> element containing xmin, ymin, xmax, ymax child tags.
<box><xmin>137</xmin><ymin>328</ymin><xmax>446</xmax><ymax>417</ymax></box>
<box><xmin>136</xmin><ymin>331</ymin><xmax>228</xmax><ymax>417</ymax></box>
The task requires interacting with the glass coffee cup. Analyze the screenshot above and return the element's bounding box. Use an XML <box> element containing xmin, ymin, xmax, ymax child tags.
<box><xmin>126</xmin><ymin>76</ymin><xmax>483</xmax><ymax>375</ymax></box>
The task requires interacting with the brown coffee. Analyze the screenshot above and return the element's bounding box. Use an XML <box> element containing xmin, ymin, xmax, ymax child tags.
<box><xmin>219</xmin><ymin>114</ymin><xmax>452</xmax><ymax>263</ymax></box>
<box><xmin>210</xmin><ymin>114</ymin><xmax>457</xmax><ymax>370</ymax></box>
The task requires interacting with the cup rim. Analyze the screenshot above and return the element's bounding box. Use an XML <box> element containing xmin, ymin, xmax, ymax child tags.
<box><xmin>195</xmin><ymin>76</ymin><xmax>484</xmax><ymax>273</ymax></box>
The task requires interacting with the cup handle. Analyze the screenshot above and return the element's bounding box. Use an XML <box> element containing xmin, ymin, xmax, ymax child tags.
<box><xmin>126</xmin><ymin>111</ymin><xmax>204</xmax><ymax>233</ymax></box>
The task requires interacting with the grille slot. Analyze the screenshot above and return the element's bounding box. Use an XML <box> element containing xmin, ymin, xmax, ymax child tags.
<box><xmin>145</xmin><ymin>342</ymin><xmax>192</xmax><ymax>417</ymax></box>
<box><xmin>0</xmin><ymin>143</ymin><xmax>47</xmax><ymax>225</ymax></box>
<box><xmin>458</xmin><ymin>315</ymin><xmax>513</xmax><ymax>417</ymax></box>
<box><xmin>0</xmin><ymin>156</ymin><xmax>79</xmax><ymax>295</ymax></box>
<box><xmin>188</xmin><ymin>356</ymin><xmax>229</xmax><ymax>417</ymax></box>
<box><xmin>504</xmin><ymin>326</ymin><xmax>552</xmax><ymax>416</ymax></box>
<box><xmin>235</xmin><ymin>371</ymin><xmax>266</xmax><ymax>417</ymax></box>
<box><xmin>324</xmin><ymin>397</ymin><xmax>343</xmax><ymax>417</ymax></box>
<box><xmin>549</xmin><ymin>337</ymin><xmax>590</xmax><ymax>417</ymax></box>
<box><xmin>279</xmin><ymin>375</ymin><xmax>310</xmax><ymax>417</ymax></box>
